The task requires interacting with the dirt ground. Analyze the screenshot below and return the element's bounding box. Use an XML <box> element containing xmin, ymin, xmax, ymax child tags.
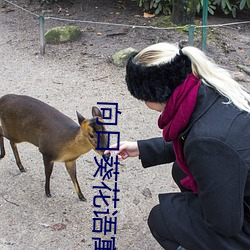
<box><xmin>0</xmin><ymin>0</ymin><xmax>249</xmax><ymax>249</ymax></box>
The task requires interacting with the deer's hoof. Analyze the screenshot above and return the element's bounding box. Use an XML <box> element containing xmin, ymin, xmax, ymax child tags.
<box><xmin>79</xmin><ymin>196</ymin><xmax>87</xmax><ymax>202</ymax></box>
<box><xmin>46</xmin><ymin>193</ymin><xmax>52</xmax><ymax>198</ymax></box>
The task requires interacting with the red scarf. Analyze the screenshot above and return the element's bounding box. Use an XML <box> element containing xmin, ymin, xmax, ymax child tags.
<box><xmin>158</xmin><ymin>73</ymin><xmax>200</xmax><ymax>194</ymax></box>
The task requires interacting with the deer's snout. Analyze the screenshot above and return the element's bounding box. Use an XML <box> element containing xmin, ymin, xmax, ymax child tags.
<box><xmin>103</xmin><ymin>152</ymin><xmax>111</xmax><ymax>158</ymax></box>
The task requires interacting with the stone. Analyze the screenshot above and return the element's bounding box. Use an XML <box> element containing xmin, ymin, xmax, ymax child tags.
<box><xmin>44</xmin><ymin>26</ymin><xmax>82</xmax><ymax>44</ymax></box>
<box><xmin>237</xmin><ymin>65</ymin><xmax>250</xmax><ymax>76</ymax></box>
<box><xmin>142</xmin><ymin>187</ymin><xmax>152</xmax><ymax>198</ymax></box>
<box><xmin>112</xmin><ymin>47</ymin><xmax>138</xmax><ymax>67</ymax></box>
<box><xmin>231</xmin><ymin>71</ymin><xmax>247</xmax><ymax>82</ymax></box>
<box><xmin>0</xmin><ymin>0</ymin><xmax>6</xmax><ymax>8</ymax></box>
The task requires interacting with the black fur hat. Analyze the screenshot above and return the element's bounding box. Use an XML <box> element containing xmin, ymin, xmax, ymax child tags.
<box><xmin>125</xmin><ymin>52</ymin><xmax>192</xmax><ymax>103</ymax></box>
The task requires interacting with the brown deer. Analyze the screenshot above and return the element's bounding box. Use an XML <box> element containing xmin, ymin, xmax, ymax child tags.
<box><xmin>0</xmin><ymin>94</ymin><xmax>110</xmax><ymax>201</ymax></box>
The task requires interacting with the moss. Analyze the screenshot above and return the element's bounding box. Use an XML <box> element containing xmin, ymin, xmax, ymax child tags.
<box><xmin>112</xmin><ymin>48</ymin><xmax>138</xmax><ymax>67</ymax></box>
<box><xmin>152</xmin><ymin>16</ymin><xmax>198</xmax><ymax>32</ymax></box>
<box><xmin>152</xmin><ymin>16</ymin><xmax>172</xmax><ymax>27</ymax></box>
<box><xmin>45</xmin><ymin>26</ymin><xmax>82</xmax><ymax>44</ymax></box>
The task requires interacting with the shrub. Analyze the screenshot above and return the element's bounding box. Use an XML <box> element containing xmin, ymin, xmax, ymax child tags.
<box><xmin>135</xmin><ymin>0</ymin><xmax>250</xmax><ymax>17</ymax></box>
<box><xmin>135</xmin><ymin>0</ymin><xmax>172</xmax><ymax>15</ymax></box>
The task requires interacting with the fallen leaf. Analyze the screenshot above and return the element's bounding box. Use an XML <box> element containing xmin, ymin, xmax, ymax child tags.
<box><xmin>142</xmin><ymin>187</ymin><xmax>152</xmax><ymax>198</ymax></box>
<box><xmin>143</xmin><ymin>12</ymin><xmax>155</xmax><ymax>18</ymax></box>
<box><xmin>51</xmin><ymin>223</ymin><xmax>67</xmax><ymax>231</ymax></box>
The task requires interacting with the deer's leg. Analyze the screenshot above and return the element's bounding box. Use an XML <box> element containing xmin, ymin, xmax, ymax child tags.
<box><xmin>65</xmin><ymin>161</ymin><xmax>86</xmax><ymax>202</ymax></box>
<box><xmin>0</xmin><ymin>127</ymin><xmax>5</xmax><ymax>159</ymax></box>
<box><xmin>43</xmin><ymin>155</ymin><xmax>54</xmax><ymax>198</ymax></box>
<box><xmin>10</xmin><ymin>141</ymin><xmax>25</xmax><ymax>172</ymax></box>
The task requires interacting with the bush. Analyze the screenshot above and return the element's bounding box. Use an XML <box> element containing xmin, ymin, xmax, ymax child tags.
<box><xmin>135</xmin><ymin>0</ymin><xmax>172</xmax><ymax>15</ymax></box>
<box><xmin>135</xmin><ymin>0</ymin><xmax>250</xmax><ymax>18</ymax></box>
<box><xmin>212</xmin><ymin>0</ymin><xmax>250</xmax><ymax>17</ymax></box>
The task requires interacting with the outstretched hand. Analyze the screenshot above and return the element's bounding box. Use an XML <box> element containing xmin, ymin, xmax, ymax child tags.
<box><xmin>104</xmin><ymin>141</ymin><xmax>139</xmax><ymax>160</ymax></box>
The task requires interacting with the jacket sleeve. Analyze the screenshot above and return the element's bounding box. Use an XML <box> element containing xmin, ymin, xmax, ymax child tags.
<box><xmin>185</xmin><ymin>136</ymin><xmax>248</xmax><ymax>237</ymax></box>
<box><xmin>137</xmin><ymin>137</ymin><xmax>176</xmax><ymax>168</ymax></box>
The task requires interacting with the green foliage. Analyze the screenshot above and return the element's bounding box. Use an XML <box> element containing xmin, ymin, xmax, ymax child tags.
<box><xmin>135</xmin><ymin>0</ymin><xmax>250</xmax><ymax>18</ymax></box>
<box><xmin>213</xmin><ymin>0</ymin><xmax>238</xmax><ymax>17</ymax></box>
<box><xmin>239</xmin><ymin>0</ymin><xmax>250</xmax><ymax>9</ymax></box>
<box><xmin>197</xmin><ymin>0</ymin><xmax>217</xmax><ymax>15</ymax></box>
<box><xmin>135</xmin><ymin>0</ymin><xmax>172</xmax><ymax>15</ymax></box>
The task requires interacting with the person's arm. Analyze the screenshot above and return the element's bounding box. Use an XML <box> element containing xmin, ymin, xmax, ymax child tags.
<box><xmin>138</xmin><ymin>137</ymin><xmax>175</xmax><ymax>168</ymax></box>
<box><xmin>104</xmin><ymin>138</ymin><xmax>175</xmax><ymax>168</ymax></box>
<box><xmin>185</xmin><ymin>137</ymin><xmax>248</xmax><ymax>236</ymax></box>
<box><xmin>104</xmin><ymin>141</ymin><xmax>139</xmax><ymax>160</ymax></box>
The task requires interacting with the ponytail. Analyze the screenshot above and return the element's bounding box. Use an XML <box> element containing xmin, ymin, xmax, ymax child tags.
<box><xmin>182</xmin><ymin>46</ymin><xmax>250</xmax><ymax>112</ymax></box>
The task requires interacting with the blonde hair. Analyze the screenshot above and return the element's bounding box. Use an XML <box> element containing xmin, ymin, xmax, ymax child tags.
<box><xmin>134</xmin><ymin>42</ymin><xmax>250</xmax><ymax>113</ymax></box>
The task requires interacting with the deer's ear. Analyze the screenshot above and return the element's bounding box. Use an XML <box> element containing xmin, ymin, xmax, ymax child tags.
<box><xmin>92</xmin><ymin>106</ymin><xmax>102</xmax><ymax>117</ymax></box>
<box><xmin>76</xmin><ymin>111</ymin><xmax>85</xmax><ymax>125</ymax></box>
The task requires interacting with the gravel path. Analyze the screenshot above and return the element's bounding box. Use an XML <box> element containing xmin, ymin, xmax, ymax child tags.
<box><xmin>0</xmin><ymin>1</ymin><xmax>249</xmax><ymax>249</ymax></box>
<box><xmin>0</xmin><ymin>4</ymin><xmax>175</xmax><ymax>250</ymax></box>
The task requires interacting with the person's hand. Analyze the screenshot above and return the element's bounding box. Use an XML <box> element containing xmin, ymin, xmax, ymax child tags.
<box><xmin>104</xmin><ymin>141</ymin><xmax>139</xmax><ymax>160</ymax></box>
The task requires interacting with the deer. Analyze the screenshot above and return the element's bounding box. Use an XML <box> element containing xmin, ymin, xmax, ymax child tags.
<box><xmin>0</xmin><ymin>94</ymin><xmax>110</xmax><ymax>201</ymax></box>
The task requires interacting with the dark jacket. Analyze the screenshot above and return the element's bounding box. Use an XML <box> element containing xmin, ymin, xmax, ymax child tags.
<box><xmin>138</xmin><ymin>84</ymin><xmax>250</xmax><ymax>249</ymax></box>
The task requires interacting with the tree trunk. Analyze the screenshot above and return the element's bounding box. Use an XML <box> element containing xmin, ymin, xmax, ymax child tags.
<box><xmin>171</xmin><ymin>0</ymin><xmax>198</xmax><ymax>25</ymax></box>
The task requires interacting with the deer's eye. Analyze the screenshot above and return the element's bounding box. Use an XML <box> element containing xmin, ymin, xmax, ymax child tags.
<box><xmin>89</xmin><ymin>133</ymin><xmax>94</xmax><ymax>139</ymax></box>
